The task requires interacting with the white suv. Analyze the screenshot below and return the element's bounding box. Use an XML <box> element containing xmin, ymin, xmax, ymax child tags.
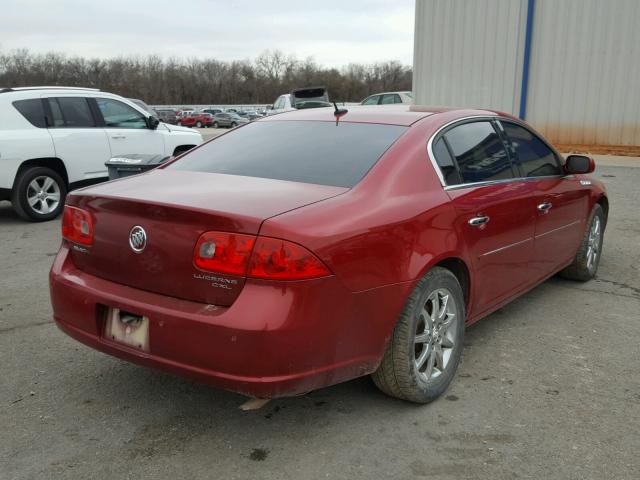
<box><xmin>0</xmin><ymin>87</ymin><xmax>203</xmax><ymax>221</ymax></box>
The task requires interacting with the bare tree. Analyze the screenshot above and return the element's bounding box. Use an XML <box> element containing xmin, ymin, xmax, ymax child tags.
<box><xmin>0</xmin><ymin>48</ymin><xmax>412</xmax><ymax>104</ymax></box>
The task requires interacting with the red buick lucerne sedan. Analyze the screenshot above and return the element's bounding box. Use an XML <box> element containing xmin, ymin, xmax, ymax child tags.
<box><xmin>49</xmin><ymin>105</ymin><xmax>608</xmax><ymax>403</ymax></box>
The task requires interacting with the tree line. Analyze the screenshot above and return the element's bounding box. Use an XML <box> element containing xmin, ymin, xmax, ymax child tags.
<box><xmin>0</xmin><ymin>49</ymin><xmax>412</xmax><ymax>105</ymax></box>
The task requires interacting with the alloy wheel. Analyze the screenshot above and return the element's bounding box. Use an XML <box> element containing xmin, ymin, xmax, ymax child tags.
<box><xmin>26</xmin><ymin>175</ymin><xmax>61</xmax><ymax>215</ymax></box>
<box><xmin>586</xmin><ymin>216</ymin><xmax>601</xmax><ymax>270</ymax></box>
<box><xmin>414</xmin><ymin>288</ymin><xmax>458</xmax><ymax>382</ymax></box>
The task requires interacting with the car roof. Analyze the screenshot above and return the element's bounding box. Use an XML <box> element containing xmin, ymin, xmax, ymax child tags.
<box><xmin>260</xmin><ymin>104</ymin><xmax>504</xmax><ymax>127</ymax></box>
<box><xmin>0</xmin><ymin>86</ymin><xmax>100</xmax><ymax>94</ymax></box>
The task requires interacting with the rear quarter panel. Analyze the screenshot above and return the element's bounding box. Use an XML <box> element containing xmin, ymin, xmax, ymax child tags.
<box><xmin>259</xmin><ymin>117</ymin><xmax>472</xmax><ymax>294</ymax></box>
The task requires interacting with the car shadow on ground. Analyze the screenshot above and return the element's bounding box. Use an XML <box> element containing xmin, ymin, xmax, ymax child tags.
<box><xmin>62</xmin><ymin>282</ymin><xmax>537</xmax><ymax>429</ymax></box>
<box><xmin>0</xmin><ymin>201</ymin><xmax>24</xmax><ymax>224</ymax></box>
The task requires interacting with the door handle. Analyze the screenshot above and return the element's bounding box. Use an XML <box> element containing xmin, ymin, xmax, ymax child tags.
<box><xmin>111</xmin><ymin>135</ymin><xmax>126</xmax><ymax>139</ymax></box>
<box><xmin>538</xmin><ymin>202</ymin><xmax>553</xmax><ymax>212</ymax></box>
<box><xmin>469</xmin><ymin>216</ymin><xmax>490</xmax><ymax>227</ymax></box>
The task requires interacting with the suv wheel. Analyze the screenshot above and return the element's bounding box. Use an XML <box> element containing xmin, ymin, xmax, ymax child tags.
<box><xmin>231</xmin><ymin>122</ymin><xmax>237</xmax><ymax>128</ymax></box>
<box><xmin>213</xmin><ymin>122</ymin><xmax>219</xmax><ymax>128</ymax></box>
<box><xmin>196</xmin><ymin>121</ymin><xmax>203</xmax><ymax>128</ymax></box>
<box><xmin>11</xmin><ymin>167</ymin><xmax>67</xmax><ymax>222</ymax></box>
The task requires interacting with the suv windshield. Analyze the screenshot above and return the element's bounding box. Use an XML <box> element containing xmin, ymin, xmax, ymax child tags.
<box><xmin>167</xmin><ymin>121</ymin><xmax>407</xmax><ymax>188</ymax></box>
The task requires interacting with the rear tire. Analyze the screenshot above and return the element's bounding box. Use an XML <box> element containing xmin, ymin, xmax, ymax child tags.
<box><xmin>196</xmin><ymin>121</ymin><xmax>203</xmax><ymax>128</ymax></box>
<box><xmin>213</xmin><ymin>122</ymin><xmax>219</xmax><ymax>128</ymax></box>
<box><xmin>560</xmin><ymin>204</ymin><xmax>605</xmax><ymax>281</ymax></box>
<box><xmin>231</xmin><ymin>122</ymin><xmax>237</xmax><ymax>128</ymax></box>
<box><xmin>11</xmin><ymin>166</ymin><xmax>67</xmax><ymax>222</ymax></box>
<box><xmin>372</xmin><ymin>267</ymin><xmax>465</xmax><ymax>403</ymax></box>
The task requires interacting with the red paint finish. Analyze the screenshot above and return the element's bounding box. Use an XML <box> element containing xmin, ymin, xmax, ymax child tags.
<box><xmin>178</xmin><ymin>113</ymin><xmax>214</xmax><ymax>128</ymax></box>
<box><xmin>50</xmin><ymin>105</ymin><xmax>608</xmax><ymax>398</ymax></box>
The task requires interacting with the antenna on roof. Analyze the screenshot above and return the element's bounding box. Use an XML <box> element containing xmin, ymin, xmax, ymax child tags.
<box><xmin>333</xmin><ymin>102</ymin><xmax>348</xmax><ymax>116</ymax></box>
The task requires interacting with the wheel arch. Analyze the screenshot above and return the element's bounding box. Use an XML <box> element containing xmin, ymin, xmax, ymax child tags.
<box><xmin>597</xmin><ymin>194</ymin><xmax>609</xmax><ymax>225</ymax></box>
<box><xmin>172</xmin><ymin>145</ymin><xmax>197</xmax><ymax>156</ymax></box>
<box><xmin>14</xmin><ymin>157</ymin><xmax>69</xmax><ymax>188</ymax></box>
<box><xmin>432</xmin><ymin>257</ymin><xmax>471</xmax><ymax>312</ymax></box>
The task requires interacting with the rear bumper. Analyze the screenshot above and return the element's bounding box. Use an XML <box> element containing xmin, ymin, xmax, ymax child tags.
<box><xmin>50</xmin><ymin>245</ymin><xmax>411</xmax><ymax>398</ymax></box>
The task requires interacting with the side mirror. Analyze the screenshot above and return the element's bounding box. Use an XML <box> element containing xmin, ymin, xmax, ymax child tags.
<box><xmin>146</xmin><ymin>116</ymin><xmax>160</xmax><ymax>130</ymax></box>
<box><xmin>564</xmin><ymin>154</ymin><xmax>595</xmax><ymax>174</ymax></box>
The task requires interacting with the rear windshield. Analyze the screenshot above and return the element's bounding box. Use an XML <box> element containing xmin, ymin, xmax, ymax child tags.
<box><xmin>168</xmin><ymin>121</ymin><xmax>407</xmax><ymax>188</ymax></box>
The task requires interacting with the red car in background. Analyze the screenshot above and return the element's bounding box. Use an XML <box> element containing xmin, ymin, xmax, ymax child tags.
<box><xmin>178</xmin><ymin>112</ymin><xmax>214</xmax><ymax>128</ymax></box>
<box><xmin>50</xmin><ymin>106</ymin><xmax>608</xmax><ymax>403</ymax></box>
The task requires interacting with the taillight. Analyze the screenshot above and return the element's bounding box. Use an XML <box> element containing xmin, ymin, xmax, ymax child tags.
<box><xmin>248</xmin><ymin>237</ymin><xmax>331</xmax><ymax>280</ymax></box>
<box><xmin>61</xmin><ymin>206</ymin><xmax>94</xmax><ymax>246</ymax></box>
<box><xmin>193</xmin><ymin>231</ymin><xmax>331</xmax><ymax>280</ymax></box>
<box><xmin>193</xmin><ymin>232</ymin><xmax>255</xmax><ymax>276</ymax></box>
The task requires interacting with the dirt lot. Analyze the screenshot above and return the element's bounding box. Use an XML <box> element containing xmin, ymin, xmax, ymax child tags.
<box><xmin>1</xmin><ymin>159</ymin><xmax>639</xmax><ymax>479</ymax></box>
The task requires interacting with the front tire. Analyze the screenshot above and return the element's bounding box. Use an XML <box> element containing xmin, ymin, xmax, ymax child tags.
<box><xmin>231</xmin><ymin>122</ymin><xmax>237</xmax><ymax>128</ymax></box>
<box><xmin>213</xmin><ymin>122</ymin><xmax>219</xmax><ymax>129</ymax></box>
<box><xmin>11</xmin><ymin>166</ymin><xmax>67</xmax><ymax>222</ymax></box>
<box><xmin>560</xmin><ymin>204</ymin><xmax>605</xmax><ymax>281</ymax></box>
<box><xmin>196</xmin><ymin>121</ymin><xmax>203</xmax><ymax>128</ymax></box>
<box><xmin>372</xmin><ymin>267</ymin><xmax>465</xmax><ymax>403</ymax></box>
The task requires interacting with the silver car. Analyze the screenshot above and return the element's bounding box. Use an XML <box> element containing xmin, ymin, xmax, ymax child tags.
<box><xmin>212</xmin><ymin>112</ymin><xmax>250</xmax><ymax>128</ymax></box>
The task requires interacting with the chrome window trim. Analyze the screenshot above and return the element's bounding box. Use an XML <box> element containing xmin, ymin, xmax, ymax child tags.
<box><xmin>443</xmin><ymin>174</ymin><xmax>566</xmax><ymax>191</ymax></box>
<box><xmin>426</xmin><ymin>115</ymin><xmax>566</xmax><ymax>191</ymax></box>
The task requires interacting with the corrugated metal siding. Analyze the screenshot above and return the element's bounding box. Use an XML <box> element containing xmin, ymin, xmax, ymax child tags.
<box><xmin>526</xmin><ymin>0</ymin><xmax>640</xmax><ymax>146</ymax></box>
<box><xmin>413</xmin><ymin>0</ymin><xmax>640</xmax><ymax>148</ymax></box>
<box><xmin>413</xmin><ymin>0</ymin><xmax>527</xmax><ymax>113</ymax></box>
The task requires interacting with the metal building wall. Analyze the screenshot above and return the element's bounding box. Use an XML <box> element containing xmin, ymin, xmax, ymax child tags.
<box><xmin>413</xmin><ymin>0</ymin><xmax>528</xmax><ymax>114</ymax></box>
<box><xmin>413</xmin><ymin>0</ymin><xmax>640</xmax><ymax>148</ymax></box>
<box><xmin>526</xmin><ymin>0</ymin><xmax>640</xmax><ymax>147</ymax></box>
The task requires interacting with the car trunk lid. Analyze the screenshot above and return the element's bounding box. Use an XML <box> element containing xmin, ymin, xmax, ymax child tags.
<box><xmin>67</xmin><ymin>169</ymin><xmax>347</xmax><ymax>306</ymax></box>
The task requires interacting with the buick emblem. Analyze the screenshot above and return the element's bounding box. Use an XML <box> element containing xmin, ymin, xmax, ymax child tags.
<box><xmin>129</xmin><ymin>226</ymin><xmax>147</xmax><ymax>253</ymax></box>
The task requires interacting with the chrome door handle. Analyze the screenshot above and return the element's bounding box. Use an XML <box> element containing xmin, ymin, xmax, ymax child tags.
<box><xmin>538</xmin><ymin>202</ymin><xmax>553</xmax><ymax>212</ymax></box>
<box><xmin>111</xmin><ymin>135</ymin><xmax>126</xmax><ymax>139</ymax></box>
<box><xmin>469</xmin><ymin>216</ymin><xmax>490</xmax><ymax>226</ymax></box>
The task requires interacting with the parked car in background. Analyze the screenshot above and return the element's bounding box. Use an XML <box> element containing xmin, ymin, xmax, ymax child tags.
<box><xmin>269</xmin><ymin>86</ymin><xmax>331</xmax><ymax>115</ymax></box>
<box><xmin>179</xmin><ymin>112</ymin><xmax>214</xmax><ymax>128</ymax></box>
<box><xmin>202</xmin><ymin>108</ymin><xmax>223</xmax><ymax>116</ymax></box>
<box><xmin>212</xmin><ymin>112</ymin><xmax>249</xmax><ymax>128</ymax></box>
<box><xmin>50</xmin><ymin>104</ymin><xmax>608</xmax><ymax>403</ymax></box>
<box><xmin>0</xmin><ymin>86</ymin><xmax>202</xmax><ymax>221</ymax></box>
<box><xmin>236</xmin><ymin>111</ymin><xmax>263</xmax><ymax>121</ymax></box>
<box><xmin>361</xmin><ymin>91</ymin><xmax>413</xmax><ymax>105</ymax></box>
<box><xmin>155</xmin><ymin>109</ymin><xmax>178</xmax><ymax>124</ymax></box>
<box><xmin>176</xmin><ymin>110</ymin><xmax>194</xmax><ymax>122</ymax></box>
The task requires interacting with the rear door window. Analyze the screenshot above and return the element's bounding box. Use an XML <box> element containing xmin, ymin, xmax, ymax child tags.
<box><xmin>362</xmin><ymin>95</ymin><xmax>380</xmax><ymax>105</ymax></box>
<box><xmin>168</xmin><ymin>121</ymin><xmax>407</xmax><ymax>188</ymax></box>
<box><xmin>381</xmin><ymin>94</ymin><xmax>402</xmax><ymax>104</ymax></box>
<box><xmin>49</xmin><ymin>97</ymin><xmax>95</xmax><ymax>128</ymax></box>
<box><xmin>432</xmin><ymin>137</ymin><xmax>462</xmax><ymax>185</ymax></box>
<box><xmin>501</xmin><ymin>122</ymin><xmax>562</xmax><ymax>177</ymax></box>
<box><xmin>13</xmin><ymin>99</ymin><xmax>47</xmax><ymax>128</ymax></box>
<box><xmin>444</xmin><ymin>121</ymin><xmax>513</xmax><ymax>184</ymax></box>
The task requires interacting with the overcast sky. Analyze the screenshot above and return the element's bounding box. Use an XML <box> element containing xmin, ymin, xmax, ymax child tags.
<box><xmin>1</xmin><ymin>0</ymin><xmax>415</xmax><ymax>67</ymax></box>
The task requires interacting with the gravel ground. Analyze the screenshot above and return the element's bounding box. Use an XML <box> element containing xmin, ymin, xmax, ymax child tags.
<box><xmin>0</xmin><ymin>160</ymin><xmax>638</xmax><ymax>480</ymax></box>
